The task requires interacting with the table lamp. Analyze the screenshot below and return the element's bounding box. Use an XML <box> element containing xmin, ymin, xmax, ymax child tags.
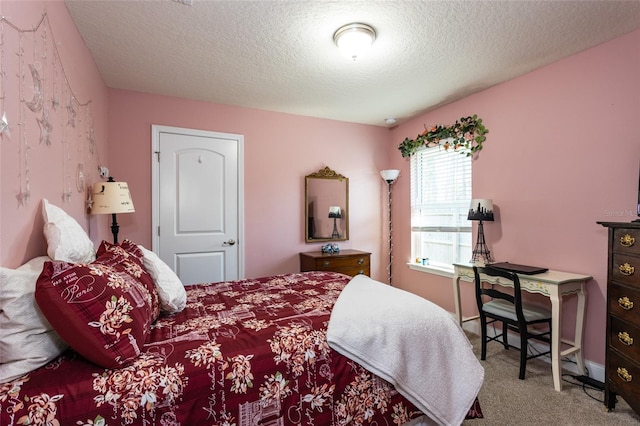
<box><xmin>90</xmin><ymin>177</ymin><xmax>135</xmax><ymax>244</ymax></box>
<box><xmin>468</xmin><ymin>198</ymin><xmax>494</xmax><ymax>263</ymax></box>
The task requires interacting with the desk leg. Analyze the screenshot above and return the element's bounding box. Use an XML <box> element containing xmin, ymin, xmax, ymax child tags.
<box><xmin>574</xmin><ymin>284</ymin><xmax>587</xmax><ymax>375</ymax></box>
<box><xmin>550</xmin><ymin>289</ymin><xmax>563</xmax><ymax>392</ymax></box>
<box><xmin>452</xmin><ymin>272</ymin><xmax>462</xmax><ymax>326</ymax></box>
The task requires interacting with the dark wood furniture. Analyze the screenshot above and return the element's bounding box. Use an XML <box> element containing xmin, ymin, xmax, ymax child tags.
<box><xmin>598</xmin><ymin>221</ymin><xmax>640</xmax><ymax>415</ymax></box>
<box><xmin>299</xmin><ymin>249</ymin><xmax>371</xmax><ymax>277</ymax></box>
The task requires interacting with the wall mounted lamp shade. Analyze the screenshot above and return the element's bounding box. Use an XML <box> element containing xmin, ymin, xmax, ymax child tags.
<box><xmin>91</xmin><ymin>177</ymin><xmax>135</xmax><ymax>244</ymax></box>
<box><xmin>333</xmin><ymin>23</ymin><xmax>376</xmax><ymax>61</ymax></box>
<box><xmin>380</xmin><ymin>170</ymin><xmax>400</xmax><ymax>285</ymax></box>
<box><xmin>468</xmin><ymin>198</ymin><xmax>494</xmax><ymax>264</ymax></box>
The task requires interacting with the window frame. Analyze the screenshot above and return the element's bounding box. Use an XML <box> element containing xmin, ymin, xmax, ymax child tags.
<box><xmin>409</xmin><ymin>145</ymin><xmax>472</xmax><ymax>273</ymax></box>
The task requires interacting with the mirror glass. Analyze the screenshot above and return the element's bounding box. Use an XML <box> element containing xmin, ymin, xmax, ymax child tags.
<box><xmin>305</xmin><ymin>166</ymin><xmax>349</xmax><ymax>243</ymax></box>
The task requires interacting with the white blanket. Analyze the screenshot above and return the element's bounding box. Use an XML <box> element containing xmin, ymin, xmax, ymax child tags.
<box><xmin>327</xmin><ymin>275</ymin><xmax>484</xmax><ymax>426</ymax></box>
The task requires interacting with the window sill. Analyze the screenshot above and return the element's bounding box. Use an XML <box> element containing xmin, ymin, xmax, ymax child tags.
<box><xmin>407</xmin><ymin>262</ymin><xmax>454</xmax><ymax>279</ymax></box>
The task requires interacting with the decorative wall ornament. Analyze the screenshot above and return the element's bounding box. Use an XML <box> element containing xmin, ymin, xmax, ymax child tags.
<box><xmin>17</xmin><ymin>31</ymin><xmax>31</xmax><ymax>205</ymax></box>
<box><xmin>1</xmin><ymin>12</ymin><xmax>96</xmax><ymax>205</ymax></box>
<box><xmin>25</xmin><ymin>64</ymin><xmax>43</xmax><ymax>112</ymax></box>
<box><xmin>37</xmin><ymin>108</ymin><xmax>53</xmax><ymax>145</ymax></box>
<box><xmin>51</xmin><ymin>43</ymin><xmax>59</xmax><ymax>112</ymax></box>
<box><xmin>0</xmin><ymin>112</ymin><xmax>9</xmax><ymax>139</ymax></box>
<box><xmin>67</xmin><ymin>96</ymin><xmax>76</xmax><ymax>128</ymax></box>
<box><xmin>0</xmin><ymin>23</ymin><xmax>10</xmax><ymax>140</ymax></box>
<box><xmin>397</xmin><ymin>114</ymin><xmax>489</xmax><ymax>158</ymax></box>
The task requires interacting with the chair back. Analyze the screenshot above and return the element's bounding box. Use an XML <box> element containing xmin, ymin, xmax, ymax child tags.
<box><xmin>473</xmin><ymin>266</ymin><xmax>525</xmax><ymax>323</ymax></box>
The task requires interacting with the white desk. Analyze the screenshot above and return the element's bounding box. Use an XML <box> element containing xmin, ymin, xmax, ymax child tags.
<box><xmin>453</xmin><ymin>263</ymin><xmax>592</xmax><ymax>391</ymax></box>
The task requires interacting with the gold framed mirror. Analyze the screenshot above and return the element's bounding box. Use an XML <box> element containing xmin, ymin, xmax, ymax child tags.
<box><xmin>305</xmin><ymin>166</ymin><xmax>349</xmax><ymax>243</ymax></box>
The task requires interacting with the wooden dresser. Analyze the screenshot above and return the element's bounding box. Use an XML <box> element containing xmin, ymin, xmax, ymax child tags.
<box><xmin>299</xmin><ymin>249</ymin><xmax>371</xmax><ymax>277</ymax></box>
<box><xmin>599</xmin><ymin>221</ymin><xmax>640</xmax><ymax>415</ymax></box>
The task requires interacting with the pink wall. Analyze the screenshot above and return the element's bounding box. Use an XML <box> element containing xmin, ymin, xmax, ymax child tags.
<box><xmin>387</xmin><ymin>29</ymin><xmax>640</xmax><ymax>365</ymax></box>
<box><xmin>106</xmin><ymin>90</ymin><xmax>391</xmax><ymax>279</ymax></box>
<box><xmin>0</xmin><ymin>1</ymin><xmax>110</xmax><ymax>268</ymax></box>
<box><xmin>3</xmin><ymin>1</ymin><xmax>639</xmax><ymax>368</ymax></box>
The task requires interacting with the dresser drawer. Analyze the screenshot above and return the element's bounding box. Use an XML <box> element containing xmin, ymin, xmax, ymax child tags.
<box><xmin>607</xmin><ymin>349</ymin><xmax>640</xmax><ymax>404</ymax></box>
<box><xmin>612</xmin><ymin>253</ymin><xmax>640</xmax><ymax>288</ymax></box>
<box><xmin>315</xmin><ymin>256</ymin><xmax>369</xmax><ymax>270</ymax></box>
<box><xmin>609</xmin><ymin>283</ymin><xmax>640</xmax><ymax>324</ymax></box>
<box><xmin>610</xmin><ymin>316</ymin><xmax>640</xmax><ymax>362</ymax></box>
<box><xmin>613</xmin><ymin>228</ymin><xmax>640</xmax><ymax>256</ymax></box>
<box><xmin>299</xmin><ymin>250</ymin><xmax>371</xmax><ymax>277</ymax></box>
<box><xmin>327</xmin><ymin>265</ymin><xmax>369</xmax><ymax>276</ymax></box>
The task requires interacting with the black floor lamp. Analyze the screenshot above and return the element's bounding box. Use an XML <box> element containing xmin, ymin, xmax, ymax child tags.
<box><xmin>380</xmin><ymin>169</ymin><xmax>400</xmax><ymax>285</ymax></box>
<box><xmin>90</xmin><ymin>177</ymin><xmax>135</xmax><ymax>244</ymax></box>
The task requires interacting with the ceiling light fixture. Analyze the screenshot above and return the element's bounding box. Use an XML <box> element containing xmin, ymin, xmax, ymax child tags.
<box><xmin>333</xmin><ymin>23</ymin><xmax>376</xmax><ymax>61</ymax></box>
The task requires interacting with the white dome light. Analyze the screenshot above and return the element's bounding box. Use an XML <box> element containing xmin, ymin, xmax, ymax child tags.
<box><xmin>333</xmin><ymin>23</ymin><xmax>376</xmax><ymax>61</ymax></box>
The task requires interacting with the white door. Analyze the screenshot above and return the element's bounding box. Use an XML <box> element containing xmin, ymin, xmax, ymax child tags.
<box><xmin>152</xmin><ymin>125</ymin><xmax>244</xmax><ymax>285</ymax></box>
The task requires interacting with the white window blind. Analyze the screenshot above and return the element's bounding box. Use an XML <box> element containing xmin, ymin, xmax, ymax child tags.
<box><xmin>410</xmin><ymin>147</ymin><xmax>472</xmax><ymax>268</ymax></box>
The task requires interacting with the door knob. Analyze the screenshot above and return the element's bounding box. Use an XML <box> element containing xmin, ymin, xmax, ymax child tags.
<box><xmin>223</xmin><ymin>239</ymin><xmax>236</xmax><ymax>246</ymax></box>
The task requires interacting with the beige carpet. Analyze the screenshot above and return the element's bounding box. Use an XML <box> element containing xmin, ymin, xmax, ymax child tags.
<box><xmin>462</xmin><ymin>332</ymin><xmax>640</xmax><ymax>425</ymax></box>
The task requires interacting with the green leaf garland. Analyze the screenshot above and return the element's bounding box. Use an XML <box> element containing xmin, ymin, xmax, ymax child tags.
<box><xmin>398</xmin><ymin>114</ymin><xmax>488</xmax><ymax>157</ymax></box>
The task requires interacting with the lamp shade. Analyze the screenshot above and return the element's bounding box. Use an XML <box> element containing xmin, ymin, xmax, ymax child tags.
<box><xmin>380</xmin><ymin>169</ymin><xmax>400</xmax><ymax>183</ymax></box>
<box><xmin>328</xmin><ymin>206</ymin><xmax>342</xmax><ymax>218</ymax></box>
<box><xmin>467</xmin><ymin>198</ymin><xmax>494</xmax><ymax>221</ymax></box>
<box><xmin>333</xmin><ymin>23</ymin><xmax>376</xmax><ymax>60</ymax></box>
<box><xmin>91</xmin><ymin>181</ymin><xmax>135</xmax><ymax>214</ymax></box>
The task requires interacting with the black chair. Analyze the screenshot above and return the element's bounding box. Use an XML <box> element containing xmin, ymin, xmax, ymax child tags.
<box><xmin>473</xmin><ymin>266</ymin><xmax>552</xmax><ymax>380</ymax></box>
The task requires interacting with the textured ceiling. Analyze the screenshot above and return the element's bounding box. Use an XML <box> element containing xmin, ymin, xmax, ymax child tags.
<box><xmin>65</xmin><ymin>0</ymin><xmax>640</xmax><ymax>127</ymax></box>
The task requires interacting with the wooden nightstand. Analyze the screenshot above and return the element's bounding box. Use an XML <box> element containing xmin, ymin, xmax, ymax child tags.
<box><xmin>299</xmin><ymin>250</ymin><xmax>371</xmax><ymax>277</ymax></box>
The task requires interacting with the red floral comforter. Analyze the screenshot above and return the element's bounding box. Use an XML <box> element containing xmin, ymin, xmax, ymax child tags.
<box><xmin>0</xmin><ymin>271</ymin><xmax>481</xmax><ymax>425</ymax></box>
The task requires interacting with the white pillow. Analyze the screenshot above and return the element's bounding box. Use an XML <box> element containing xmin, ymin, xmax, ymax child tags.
<box><xmin>42</xmin><ymin>198</ymin><xmax>95</xmax><ymax>263</ymax></box>
<box><xmin>138</xmin><ymin>245</ymin><xmax>186</xmax><ymax>314</ymax></box>
<box><xmin>0</xmin><ymin>257</ymin><xmax>68</xmax><ymax>383</ymax></box>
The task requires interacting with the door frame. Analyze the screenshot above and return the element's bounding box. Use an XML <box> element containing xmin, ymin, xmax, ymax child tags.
<box><xmin>151</xmin><ymin>124</ymin><xmax>245</xmax><ymax>279</ymax></box>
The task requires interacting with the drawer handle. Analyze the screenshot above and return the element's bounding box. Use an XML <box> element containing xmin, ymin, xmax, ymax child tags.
<box><xmin>357</xmin><ymin>258</ymin><xmax>364</xmax><ymax>265</ymax></box>
<box><xmin>357</xmin><ymin>270</ymin><xmax>364</xmax><ymax>275</ymax></box>
<box><xmin>618</xmin><ymin>296</ymin><xmax>634</xmax><ymax>310</ymax></box>
<box><xmin>620</xmin><ymin>234</ymin><xmax>636</xmax><ymax>247</ymax></box>
<box><xmin>322</xmin><ymin>261</ymin><xmax>330</xmax><ymax>267</ymax></box>
<box><xmin>618</xmin><ymin>331</ymin><xmax>634</xmax><ymax>346</ymax></box>
<box><xmin>619</xmin><ymin>263</ymin><xmax>635</xmax><ymax>276</ymax></box>
<box><xmin>617</xmin><ymin>367</ymin><xmax>633</xmax><ymax>383</ymax></box>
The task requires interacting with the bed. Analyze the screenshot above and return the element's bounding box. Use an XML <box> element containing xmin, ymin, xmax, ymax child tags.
<box><xmin>0</xmin><ymin>204</ymin><xmax>483</xmax><ymax>425</ymax></box>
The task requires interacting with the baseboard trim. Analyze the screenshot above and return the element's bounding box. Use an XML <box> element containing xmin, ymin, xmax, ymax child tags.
<box><xmin>460</xmin><ymin>318</ymin><xmax>605</xmax><ymax>383</ymax></box>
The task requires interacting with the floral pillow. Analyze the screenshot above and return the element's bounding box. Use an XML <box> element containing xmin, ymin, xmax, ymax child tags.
<box><xmin>35</xmin><ymin>240</ymin><xmax>160</xmax><ymax>369</ymax></box>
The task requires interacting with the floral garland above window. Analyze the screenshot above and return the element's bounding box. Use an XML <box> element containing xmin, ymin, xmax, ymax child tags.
<box><xmin>397</xmin><ymin>114</ymin><xmax>488</xmax><ymax>157</ymax></box>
